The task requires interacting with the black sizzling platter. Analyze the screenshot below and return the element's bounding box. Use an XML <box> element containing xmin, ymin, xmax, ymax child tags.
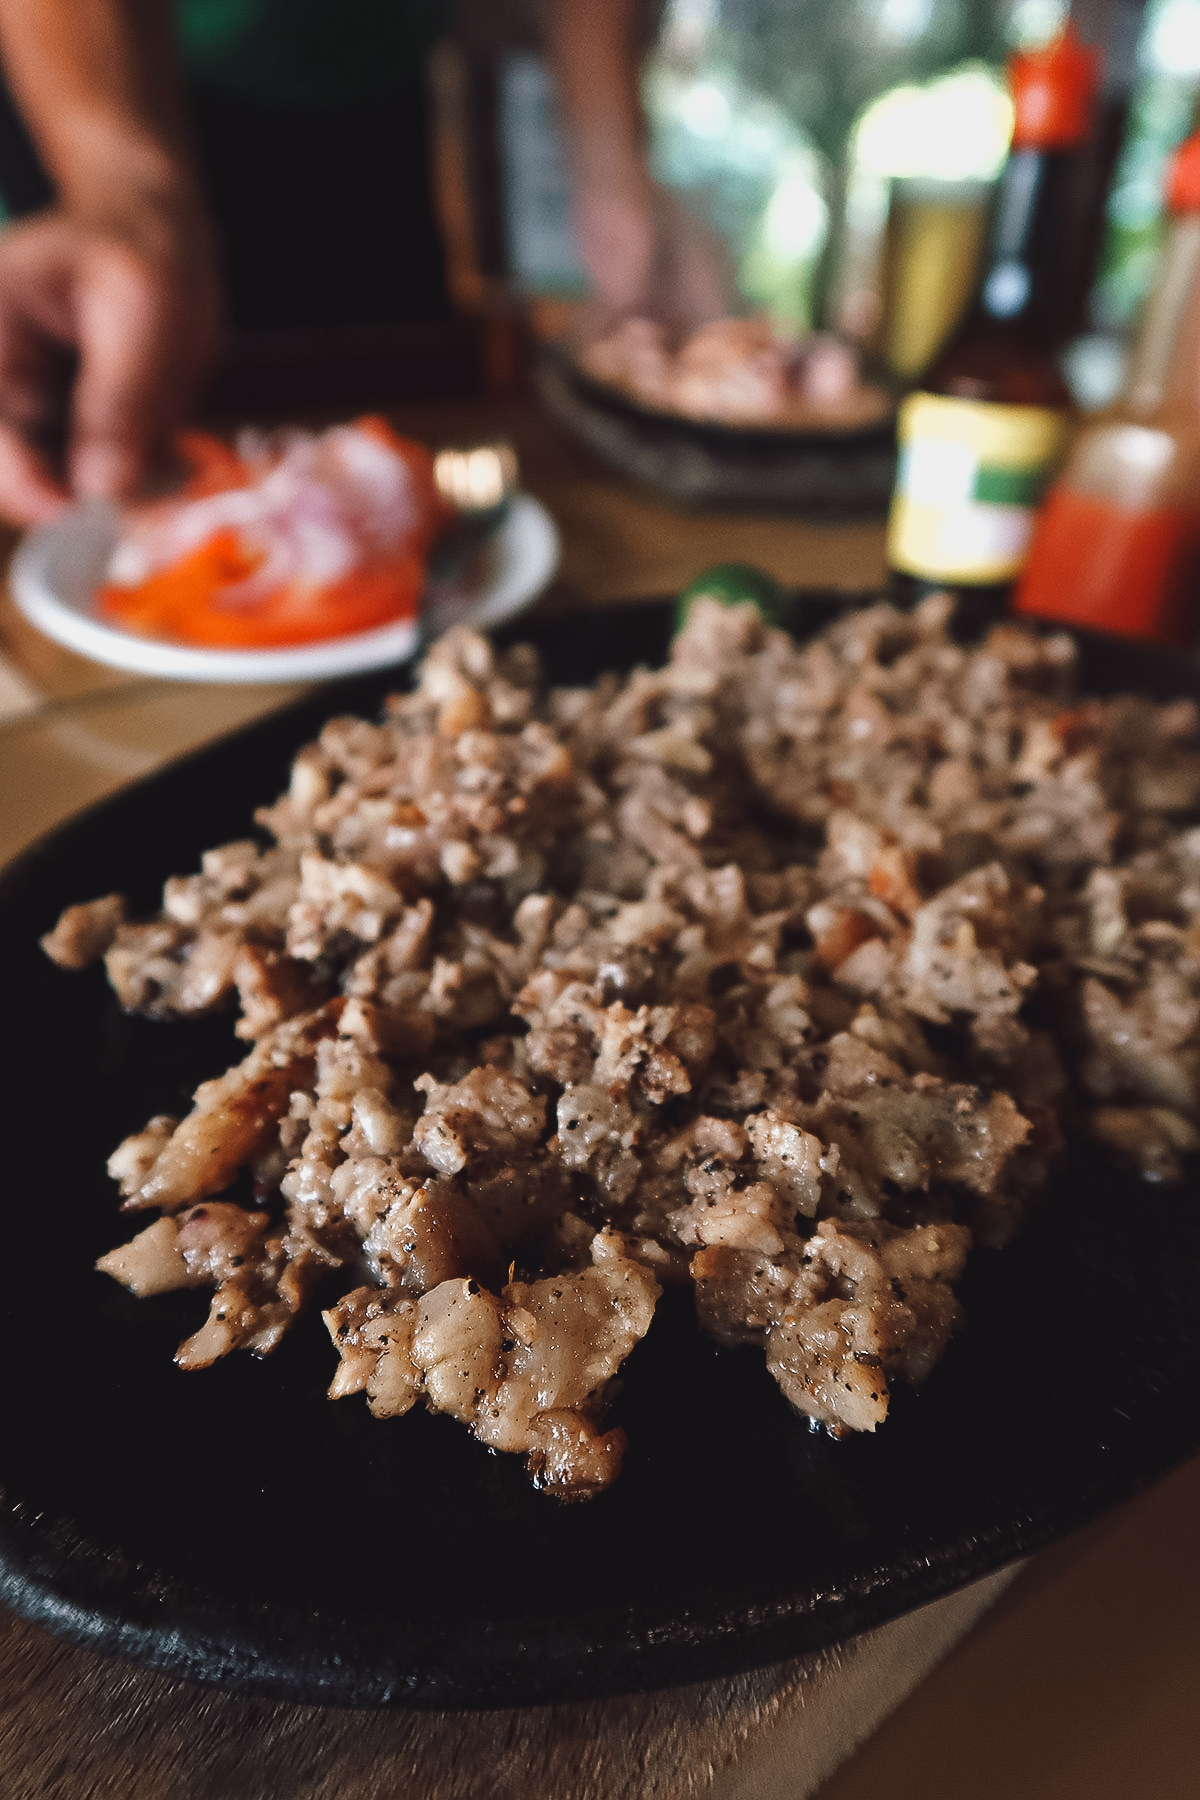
<box><xmin>1</xmin><ymin>598</ymin><xmax>1198</xmax><ymax>1709</ymax></box>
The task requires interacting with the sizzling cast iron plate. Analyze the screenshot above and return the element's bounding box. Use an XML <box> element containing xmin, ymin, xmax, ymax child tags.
<box><xmin>1</xmin><ymin>599</ymin><xmax>1199</xmax><ymax>1709</ymax></box>
<box><xmin>534</xmin><ymin>350</ymin><xmax>897</xmax><ymax>517</ymax></box>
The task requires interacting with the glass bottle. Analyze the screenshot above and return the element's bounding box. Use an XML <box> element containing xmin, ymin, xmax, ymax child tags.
<box><xmin>886</xmin><ymin>25</ymin><xmax>1101</xmax><ymax>628</ymax></box>
<box><xmin>1012</xmin><ymin>126</ymin><xmax>1200</xmax><ymax>646</ymax></box>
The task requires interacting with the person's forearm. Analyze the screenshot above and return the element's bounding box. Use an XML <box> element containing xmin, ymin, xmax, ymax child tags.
<box><xmin>0</xmin><ymin>0</ymin><xmax>203</xmax><ymax>243</ymax></box>
<box><xmin>0</xmin><ymin>0</ymin><xmax>219</xmax><ymax>517</ymax></box>
<box><xmin>540</xmin><ymin>0</ymin><xmax>651</xmax><ymax>200</ymax></box>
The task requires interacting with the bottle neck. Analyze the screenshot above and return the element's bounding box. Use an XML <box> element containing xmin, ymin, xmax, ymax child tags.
<box><xmin>964</xmin><ymin>146</ymin><xmax>1080</xmax><ymax>349</ymax></box>
<box><xmin>1123</xmin><ymin>214</ymin><xmax>1200</xmax><ymax>422</ymax></box>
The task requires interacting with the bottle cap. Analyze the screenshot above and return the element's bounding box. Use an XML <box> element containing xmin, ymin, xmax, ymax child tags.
<box><xmin>1009</xmin><ymin>25</ymin><xmax>1100</xmax><ymax>150</ymax></box>
<box><xmin>1166</xmin><ymin>129</ymin><xmax>1200</xmax><ymax>213</ymax></box>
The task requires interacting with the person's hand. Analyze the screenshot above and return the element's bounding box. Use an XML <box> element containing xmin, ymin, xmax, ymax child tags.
<box><xmin>574</xmin><ymin>177</ymin><xmax>733</xmax><ymax>331</ymax></box>
<box><xmin>0</xmin><ymin>203</ymin><xmax>221</xmax><ymax>527</ymax></box>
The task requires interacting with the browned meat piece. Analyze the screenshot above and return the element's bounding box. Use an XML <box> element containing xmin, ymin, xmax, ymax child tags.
<box><xmin>762</xmin><ymin>1219</ymin><xmax>969</xmax><ymax>1434</ymax></box>
<box><xmin>897</xmin><ymin>865</ymin><xmax>1041</xmax><ymax>1025</ymax></box>
<box><xmin>107</xmin><ymin>1115</ymin><xmax>179</xmax><ymax>1197</ymax></box>
<box><xmin>97</xmin><ymin>1198</ymin><xmax>323</xmax><ymax>1371</ymax></box>
<box><xmin>97</xmin><ymin>1201</ymin><xmax>271</xmax><ymax>1297</ymax></box>
<box><xmin>103</xmin><ymin>918</ymin><xmax>196</xmax><ymax>1014</ymax></box>
<box><xmin>792</xmin><ymin>1036</ymin><xmax>1033</xmax><ymax>1220</ymax></box>
<box><xmin>1078</xmin><ymin>942</ymin><xmax>1200</xmax><ymax>1116</ymax></box>
<box><xmin>325</xmin><ymin>1232</ymin><xmax>659</xmax><ymax>1498</ymax></box>
<box><xmin>694</xmin><ymin>1217</ymin><xmax>969</xmax><ymax>1435</ymax></box>
<box><xmin>413</xmin><ymin>1233</ymin><xmax>660</xmax><ymax>1498</ymax></box>
<box><xmin>41</xmin><ymin>893</ymin><xmax>126</xmax><ymax>969</ymax></box>
<box><xmin>233</xmin><ymin>945</ymin><xmax>326</xmax><ymax>1039</ymax></box>
<box><xmin>122</xmin><ymin>1003</ymin><xmax>342</xmax><ymax>1211</ymax></box>
<box><xmin>323</xmin><ymin>1286</ymin><xmax>423</xmax><ymax>1415</ymax></box>
<box><xmin>97</xmin><ymin>1216</ymin><xmax>204</xmax><ymax>1297</ymax></box>
<box><xmin>1088</xmin><ymin>1104</ymin><xmax>1200</xmax><ymax>1182</ymax></box>
<box><xmin>174</xmin><ymin>1240</ymin><xmax>320</xmax><ymax>1369</ymax></box>
<box><xmin>412</xmin><ymin>1066</ymin><xmax>546</xmax><ymax>1175</ymax></box>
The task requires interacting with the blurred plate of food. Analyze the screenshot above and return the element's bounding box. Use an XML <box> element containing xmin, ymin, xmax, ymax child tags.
<box><xmin>572</xmin><ymin>316</ymin><xmax>895</xmax><ymax>436</ymax></box>
<box><xmin>9</xmin><ymin>419</ymin><xmax>560</xmax><ymax>684</ymax></box>
<box><xmin>536</xmin><ymin>323</ymin><xmax>897</xmax><ymax>515</ymax></box>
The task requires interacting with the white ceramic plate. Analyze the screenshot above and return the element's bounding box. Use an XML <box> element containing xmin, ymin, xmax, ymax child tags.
<box><xmin>9</xmin><ymin>494</ymin><xmax>560</xmax><ymax>683</ymax></box>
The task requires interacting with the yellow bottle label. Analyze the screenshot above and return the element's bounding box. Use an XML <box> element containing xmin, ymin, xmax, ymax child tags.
<box><xmin>887</xmin><ymin>392</ymin><xmax>1068</xmax><ymax>583</ymax></box>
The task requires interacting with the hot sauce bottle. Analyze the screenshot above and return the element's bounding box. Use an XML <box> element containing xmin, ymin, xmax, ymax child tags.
<box><xmin>1013</xmin><ymin>128</ymin><xmax>1200</xmax><ymax>646</ymax></box>
<box><xmin>886</xmin><ymin>27</ymin><xmax>1101</xmax><ymax>627</ymax></box>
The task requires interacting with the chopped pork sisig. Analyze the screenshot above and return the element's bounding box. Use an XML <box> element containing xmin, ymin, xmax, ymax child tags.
<box><xmin>45</xmin><ymin>596</ymin><xmax>1200</xmax><ymax>1497</ymax></box>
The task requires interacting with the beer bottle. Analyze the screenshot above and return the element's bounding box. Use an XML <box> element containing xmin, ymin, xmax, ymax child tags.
<box><xmin>886</xmin><ymin>26</ymin><xmax>1101</xmax><ymax>629</ymax></box>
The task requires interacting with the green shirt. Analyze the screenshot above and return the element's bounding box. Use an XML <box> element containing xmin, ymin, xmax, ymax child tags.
<box><xmin>173</xmin><ymin>0</ymin><xmax>448</xmax><ymax>109</ymax></box>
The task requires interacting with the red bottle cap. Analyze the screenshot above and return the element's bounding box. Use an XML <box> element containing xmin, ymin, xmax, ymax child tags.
<box><xmin>1009</xmin><ymin>25</ymin><xmax>1100</xmax><ymax>150</ymax></box>
<box><xmin>1166</xmin><ymin>129</ymin><xmax>1200</xmax><ymax>213</ymax></box>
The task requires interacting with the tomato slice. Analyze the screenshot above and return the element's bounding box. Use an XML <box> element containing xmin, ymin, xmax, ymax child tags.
<box><xmin>175</xmin><ymin>431</ymin><xmax>252</xmax><ymax>498</ymax></box>
<box><xmin>99</xmin><ymin>538</ymin><xmax>423</xmax><ymax>649</ymax></box>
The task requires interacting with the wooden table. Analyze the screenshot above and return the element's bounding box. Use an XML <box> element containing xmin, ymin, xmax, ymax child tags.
<box><xmin>1</xmin><ymin>394</ymin><xmax>1198</xmax><ymax>1799</ymax></box>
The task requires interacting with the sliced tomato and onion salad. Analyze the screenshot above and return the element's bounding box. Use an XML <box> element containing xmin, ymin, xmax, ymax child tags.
<box><xmin>97</xmin><ymin>417</ymin><xmax>452</xmax><ymax>650</ymax></box>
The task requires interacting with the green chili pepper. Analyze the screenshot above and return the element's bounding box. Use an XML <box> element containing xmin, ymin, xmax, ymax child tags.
<box><xmin>674</xmin><ymin>563</ymin><xmax>791</xmax><ymax>633</ymax></box>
